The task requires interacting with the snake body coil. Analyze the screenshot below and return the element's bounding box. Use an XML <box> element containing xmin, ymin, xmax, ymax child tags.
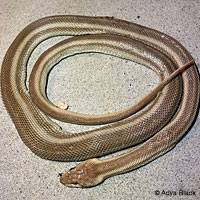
<box><xmin>1</xmin><ymin>16</ymin><xmax>199</xmax><ymax>187</ymax></box>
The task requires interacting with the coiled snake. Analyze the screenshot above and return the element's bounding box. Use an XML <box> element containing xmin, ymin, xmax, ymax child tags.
<box><xmin>1</xmin><ymin>15</ymin><xmax>199</xmax><ymax>187</ymax></box>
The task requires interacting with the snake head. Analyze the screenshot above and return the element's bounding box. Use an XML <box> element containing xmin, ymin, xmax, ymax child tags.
<box><xmin>60</xmin><ymin>158</ymin><xmax>104</xmax><ymax>188</ymax></box>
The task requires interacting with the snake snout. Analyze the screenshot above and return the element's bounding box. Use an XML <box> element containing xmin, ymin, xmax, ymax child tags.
<box><xmin>59</xmin><ymin>169</ymin><xmax>82</xmax><ymax>188</ymax></box>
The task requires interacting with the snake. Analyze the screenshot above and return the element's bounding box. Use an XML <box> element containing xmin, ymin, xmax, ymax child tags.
<box><xmin>1</xmin><ymin>15</ymin><xmax>199</xmax><ymax>188</ymax></box>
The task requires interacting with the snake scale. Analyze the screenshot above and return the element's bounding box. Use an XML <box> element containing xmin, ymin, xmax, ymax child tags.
<box><xmin>1</xmin><ymin>15</ymin><xmax>199</xmax><ymax>187</ymax></box>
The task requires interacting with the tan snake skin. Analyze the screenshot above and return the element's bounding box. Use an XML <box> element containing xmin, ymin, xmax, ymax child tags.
<box><xmin>1</xmin><ymin>15</ymin><xmax>199</xmax><ymax>187</ymax></box>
